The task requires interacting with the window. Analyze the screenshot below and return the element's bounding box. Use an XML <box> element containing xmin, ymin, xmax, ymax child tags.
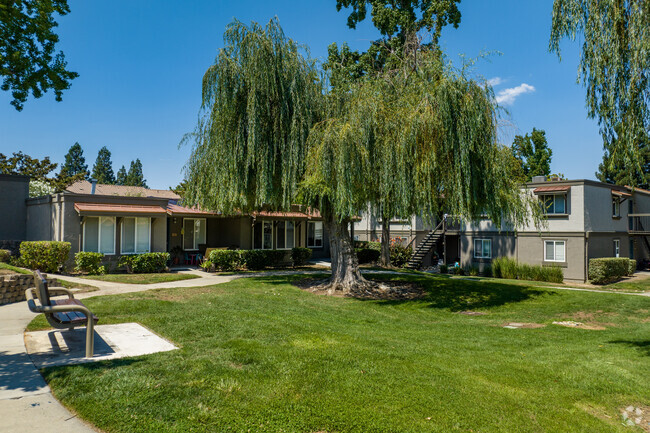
<box><xmin>121</xmin><ymin>217</ymin><xmax>151</xmax><ymax>254</ymax></box>
<box><xmin>183</xmin><ymin>218</ymin><xmax>206</xmax><ymax>251</ymax></box>
<box><xmin>307</xmin><ymin>221</ymin><xmax>323</xmax><ymax>248</ymax></box>
<box><xmin>275</xmin><ymin>221</ymin><xmax>295</xmax><ymax>249</ymax></box>
<box><xmin>83</xmin><ymin>216</ymin><xmax>115</xmax><ymax>254</ymax></box>
<box><xmin>613</xmin><ymin>239</ymin><xmax>620</xmax><ymax>258</ymax></box>
<box><xmin>253</xmin><ymin>221</ymin><xmax>274</xmax><ymax>249</ymax></box>
<box><xmin>540</xmin><ymin>194</ymin><xmax>566</xmax><ymax>214</ymax></box>
<box><xmin>473</xmin><ymin>238</ymin><xmax>492</xmax><ymax>259</ymax></box>
<box><xmin>612</xmin><ymin>198</ymin><xmax>621</xmax><ymax>217</ymax></box>
<box><xmin>544</xmin><ymin>240</ymin><xmax>565</xmax><ymax>262</ymax></box>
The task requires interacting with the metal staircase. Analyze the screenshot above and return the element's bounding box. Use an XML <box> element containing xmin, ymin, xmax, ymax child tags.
<box><xmin>406</xmin><ymin>220</ymin><xmax>445</xmax><ymax>270</ymax></box>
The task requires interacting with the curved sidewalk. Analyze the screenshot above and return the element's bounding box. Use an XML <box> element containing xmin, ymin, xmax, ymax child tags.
<box><xmin>0</xmin><ymin>270</ymin><xmax>237</xmax><ymax>433</ymax></box>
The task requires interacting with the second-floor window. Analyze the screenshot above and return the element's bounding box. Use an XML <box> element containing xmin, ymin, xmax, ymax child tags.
<box><xmin>474</xmin><ymin>238</ymin><xmax>492</xmax><ymax>259</ymax></box>
<box><xmin>612</xmin><ymin>198</ymin><xmax>621</xmax><ymax>217</ymax></box>
<box><xmin>613</xmin><ymin>239</ymin><xmax>620</xmax><ymax>257</ymax></box>
<box><xmin>540</xmin><ymin>194</ymin><xmax>566</xmax><ymax>214</ymax></box>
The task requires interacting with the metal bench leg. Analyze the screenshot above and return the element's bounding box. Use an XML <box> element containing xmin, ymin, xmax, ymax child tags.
<box><xmin>85</xmin><ymin>319</ymin><xmax>95</xmax><ymax>358</ymax></box>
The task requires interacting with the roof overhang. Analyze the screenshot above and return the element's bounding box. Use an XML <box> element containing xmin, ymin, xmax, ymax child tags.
<box><xmin>612</xmin><ymin>190</ymin><xmax>632</xmax><ymax>198</ymax></box>
<box><xmin>74</xmin><ymin>203</ymin><xmax>167</xmax><ymax>216</ymax></box>
<box><xmin>166</xmin><ymin>203</ymin><xmax>222</xmax><ymax>217</ymax></box>
<box><xmin>533</xmin><ymin>185</ymin><xmax>571</xmax><ymax>194</ymax></box>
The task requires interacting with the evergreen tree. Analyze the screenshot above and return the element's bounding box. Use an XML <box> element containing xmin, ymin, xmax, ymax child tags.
<box><xmin>60</xmin><ymin>142</ymin><xmax>88</xmax><ymax>178</ymax></box>
<box><xmin>511</xmin><ymin>128</ymin><xmax>553</xmax><ymax>182</ymax></box>
<box><xmin>116</xmin><ymin>165</ymin><xmax>127</xmax><ymax>185</ymax></box>
<box><xmin>91</xmin><ymin>146</ymin><xmax>115</xmax><ymax>184</ymax></box>
<box><xmin>125</xmin><ymin>159</ymin><xmax>147</xmax><ymax>188</ymax></box>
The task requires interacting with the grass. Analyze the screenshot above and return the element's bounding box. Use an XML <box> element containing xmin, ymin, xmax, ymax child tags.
<box><xmin>602</xmin><ymin>274</ymin><xmax>650</xmax><ymax>293</ymax></box>
<box><xmin>53</xmin><ymin>278</ymin><xmax>99</xmax><ymax>293</ymax></box>
<box><xmin>0</xmin><ymin>262</ymin><xmax>31</xmax><ymax>275</ymax></box>
<box><xmin>32</xmin><ymin>273</ymin><xmax>649</xmax><ymax>433</ymax></box>
<box><xmin>80</xmin><ymin>273</ymin><xmax>199</xmax><ymax>284</ymax></box>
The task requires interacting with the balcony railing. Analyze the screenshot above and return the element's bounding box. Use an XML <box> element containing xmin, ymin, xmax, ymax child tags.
<box><xmin>628</xmin><ymin>214</ymin><xmax>650</xmax><ymax>234</ymax></box>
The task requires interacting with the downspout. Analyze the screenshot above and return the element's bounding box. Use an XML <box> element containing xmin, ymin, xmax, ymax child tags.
<box><xmin>584</xmin><ymin>232</ymin><xmax>590</xmax><ymax>282</ymax></box>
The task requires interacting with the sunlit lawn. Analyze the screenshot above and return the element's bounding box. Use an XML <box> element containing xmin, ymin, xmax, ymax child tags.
<box><xmin>31</xmin><ymin>273</ymin><xmax>649</xmax><ymax>433</ymax></box>
<box><xmin>80</xmin><ymin>273</ymin><xmax>199</xmax><ymax>284</ymax></box>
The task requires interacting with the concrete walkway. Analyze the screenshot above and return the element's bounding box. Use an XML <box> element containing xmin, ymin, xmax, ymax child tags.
<box><xmin>1</xmin><ymin>268</ymin><xmax>647</xmax><ymax>433</ymax></box>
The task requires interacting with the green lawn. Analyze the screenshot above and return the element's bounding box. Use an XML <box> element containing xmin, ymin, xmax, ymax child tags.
<box><xmin>0</xmin><ymin>262</ymin><xmax>31</xmax><ymax>275</ymax></box>
<box><xmin>33</xmin><ymin>274</ymin><xmax>649</xmax><ymax>433</ymax></box>
<box><xmin>603</xmin><ymin>274</ymin><xmax>650</xmax><ymax>293</ymax></box>
<box><xmin>80</xmin><ymin>273</ymin><xmax>199</xmax><ymax>284</ymax></box>
<box><xmin>53</xmin><ymin>278</ymin><xmax>98</xmax><ymax>293</ymax></box>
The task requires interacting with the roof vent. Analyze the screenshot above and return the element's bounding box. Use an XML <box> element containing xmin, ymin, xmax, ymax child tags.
<box><xmin>532</xmin><ymin>176</ymin><xmax>546</xmax><ymax>183</ymax></box>
<box><xmin>90</xmin><ymin>179</ymin><xmax>97</xmax><ymax>195</ymax></box>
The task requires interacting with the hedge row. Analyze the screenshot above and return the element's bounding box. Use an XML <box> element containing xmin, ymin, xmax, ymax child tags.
<box><xmin>0</xmin><ymin>249</ymin><xmax>10</xmax><ymax>263</ymax></box>
<box><xmin>207</xmin><ymin>248</ymin><xmax>311</xmax><ymax>271</ymax></box>
<box><xmin>492</xmin><ymin>257</ymin><xmax>563</xmax><ymax>283</ymax></box>
<box><xmin>74</xmin><ymin>252</ymin><xmax>106</xmax><ymax>275</ymax></box>
<box><xmin>119</xmin><ymin>253</ymin><xmax>170</xmax><ymax>273</ymax></box>
<box><xmin>17</xmin><ymin>241</ymin><xmax>71</xmax><ymax>273</ymax></box>
<box><xmin>588</xmin><ymin>258</ymin><xmax>636</xmax><ymax>284</ymax></box>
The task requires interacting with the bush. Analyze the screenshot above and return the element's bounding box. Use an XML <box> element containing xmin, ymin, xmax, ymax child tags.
<box><xmin>210</xmin><ymin>250</ymin><xmax>242</xmax><ymax>271</ymax></box>
<box><xmin>354</xmin><ymin>241</ymin><xmax>381</xmax><ymax>251</ymax></box>
<box><xmin>627</xmin><ymin>259</ymin><xmax>637</xmax><ymax>276</ymax></box>
<box><xmin>19</xmin><ymin>241</ymin><xmax>71</xmax><ymax>273</ymax></box>
<box><xmin>589</xmin><ymin>257</ymin><xmax>631</xmax><ymax>284</ymax></box>
<box><xmin>390</xmin><ymin>239</ymin><xmax>413</xmax><ymax>268</ymax></box>
<box><xmin>119</xmin><ymin>252</ymin><xmax>170</xmax><ymax>273</ymax></box>
<box><xmin>356</xmin><ymin>248</ymin><xmax>381</xmax><ymax>264</ymax></box>
<box><xmin>291</xmin><ymin>247</ymin><xmax>312</xmax><ymax>266</ymax></box>
<box><xmin>0</xmin><ymin>249</ymin><xmax>10</xmax><ymax>263</ymax></box>
<box><xmin>266</xmin><ymin>250</ymin><xmax>288</xmax><ymax>267</ymax></box>
<box><xmin>74</xmin><ymin>252</ymin><xmax>105</xmax><ymax>275</ymax></box>
<box><xmin>482</xmin><ymin>265</ymin><xmax>493</xmax><ymax>278</ymax></box>
<box><xmin>467</xmin><ymin>265</ymin><xmax>480</xmax><ymax>276</ymax></box>
<box><xmin>439</xmin><ymin>264</ymin><xmax>448</xmax><ymax>274</ymax></box>
<box><xmin>241</xmin><ymin>250</ymin><xmax>268</xmax><ymax>270</ymax></box>
<box><xmin>492</xmin><ymin>257</ymin><xmax>563</xmax><ymax>283</ymax></box>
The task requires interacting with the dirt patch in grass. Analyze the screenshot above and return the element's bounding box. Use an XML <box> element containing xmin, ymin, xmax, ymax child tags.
<box><xmin>621</xmin><ymin>405</ymin><xmax>650</xmax><ymax>432</ymax></box>
<box><xmin>458</xmin><ymin>311</ymin><xmax>487</xmax><ymax>316</ymax></box>
<box><xmin>293</xmin><ymin>278</ymin><xmax>426</xmax><ymax>300</ymax></box>
<box><xmin>149</xmin><ymin>286</ymin><xmax>219</xmax><ymax>302</ymax></box>
<box><xmin>552</xmin><ymin>321</ymin><xmax>607</xmax><ymax>330</ymax></box>
<box><xmin>502</xmin><ymin>322</ymin><xmax>546</xmax><ymax>329</ymax></box>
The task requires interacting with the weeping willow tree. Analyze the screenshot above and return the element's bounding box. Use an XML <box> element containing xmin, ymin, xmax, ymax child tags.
<box><xmin>302</xmin><ymin>46</ymin><xmax>533</xmax><ymax>293</ymax></box>
<box><xmin>549</xmin><ymin>0</ymin><xmax>649</xmax><ymax>187</ymax></box>
<box><xmin>182</xmin><ymin>19</ymin><xmax>323</xmax><ymax>212</ymax></box>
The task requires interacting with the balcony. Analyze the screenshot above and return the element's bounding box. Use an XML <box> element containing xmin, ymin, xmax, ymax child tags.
<box><xmin>628</xmin><ymin>214</ymin><xmax>650</xmax><ymax>234</ymax></box>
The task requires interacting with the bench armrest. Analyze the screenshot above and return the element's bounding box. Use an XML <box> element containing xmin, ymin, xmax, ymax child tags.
<box><xmin>47</xmin><ymin>287</ymin><xmax>75</xmax><ymax>299</ymax></box>
<box><xmin>25</xmin><ymin>288</ymin><xmax>91</xmax><ymax>317</ymax></box>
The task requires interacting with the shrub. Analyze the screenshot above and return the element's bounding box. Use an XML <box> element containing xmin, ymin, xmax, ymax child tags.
<box><xmin>452</xmin><ymin>267</ymin><xmax>465</xmax><ymax>276</ymax></box>
<box><xmin>589</xmin><ymin>257</ymin><xmax>631</xmax><ymax>284</ymax></box>
<box><xmin>492</xmin><ymin>257</ymin><xmax>518</xmax><ymax>279</ymax></box>
<box><xmin>74</xmin><ymin>252</ymin><xmax>105</xmax><ymax>275</ymax></box>
<box><xmin>266</xmin><ymin>250</ymin><xmax>288</xmax><ymax>267</ymax></box>
<box><xmin>19</xmin><ymin>241</ymin><xmax>71</xmax><ymax>273</ymax></box>
<box><xmin>439</xmin><ymin>264</ymin><xmax>448</xmax><ymax>274</ymax></box>
<box><xmin>0</xmin><ymin>249</ymin><xmax>10</xmax><ymax>263</ymax></box>
<box><xmin>467</xmin><ymin>265</ymin><xmax>480</xmax><ymax>276</ymax></box>
<box><xmin>482</xmin><ymin>265</ymin><xmax>493</xmax><ymax>278</ymax></box>
<box><xmin>492</xmin><ymin>256</ymin><xmax>563</xmax><ymax>283</ymax></box>
<box><xmin>291</xmin><ymin>247</ymin><xmax>312</xmax><ymax>266</ymax></box>
<box><xmin>241</xmin><ymin>250</ymin><xmax>268</xmax><ymax>270</ymax></box>
<box><xmin>627</xmin><ymin>259</ymin><xmax>637</xmax><ymax>276</ymax></box>
<box><xmin>356</xmin><ymin>248</ymin><xmax>380</xmax><ymax>264</ymax></box>
<box><xmin>119</xmin><ymin>252</ymin><xmax>170</xmax><ymax>273</ymax></box>
<box><xmin>210</xmin><ymin>250</ymin><xmax>242</xmax><ymax>271</ymax></box>
<box><xmin>390</xmin><ymin>239</ymin><xmax>413</xmax><ymax>268</ymax></box>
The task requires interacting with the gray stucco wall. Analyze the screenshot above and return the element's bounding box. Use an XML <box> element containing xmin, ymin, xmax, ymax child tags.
<box><xmin>0</xmin><ymin>175</ymin><xmax>29</xmax><ymax>241</ymax></box>
<box><xmin>460</xmin><ymin>233</ymin><xmax>516</xmax><ymax>272</ymax></box>
<box><xmin>517</xmin><ymin>233</ymin><xmax>586</xmax><ymax>281</ymax></box>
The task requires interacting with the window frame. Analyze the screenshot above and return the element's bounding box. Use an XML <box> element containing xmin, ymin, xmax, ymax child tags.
<box><xmin>473</xmin><ymin>238</ymin><xmax>492</xmax><ymax>259</ymax></box>
<box><xmin>253</xmin><ymin>221</ymin><xmax>274</xmax><ymax>250</ymax></box>
<box><xmin>544</xmin><ymin>240</ymin><xmax>566</xmax><ymax>263</ymax></box>
<box><xmin>307</xmin><ymin>221</ymin><xmax>324</xmax><ymax>248</ymax></box>
<box><xmin>120</xmin><ymin>217</ymin><xmax>151</xmax><ymax>255</ymax></box>
<box><xmin>540</xmin><ymin>194</ymin><xmax>567</xmax><ymax>215</ymax></box>
<box><xmin>83</xmin><ymin>216</ymin><xmax>116</xmax><ymax>255</ymax></box>
<box><xmin>612</xmin><ymin>198</ymin><xmax>621</xmax><ymax>218</ymax></box>
<box><xmin>613</xmin><ymin>239</ymin><xmax>620</xmax><ymax>258</ymax></box>
<box><xmin>274</xmin><ymin>221</ymin><xmax>295</xmax><ymax>250</ymax></box>
<box><xmin>182</xmin><ymin>218</ymin><xmax>206</xmax><ymax>251</ymax></box>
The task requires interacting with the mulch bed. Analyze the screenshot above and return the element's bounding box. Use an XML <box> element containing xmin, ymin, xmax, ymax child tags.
<box><xmin>293</xmin><ymin>278</ymin><xmax>426</xmax><ymax>300</ymax></box>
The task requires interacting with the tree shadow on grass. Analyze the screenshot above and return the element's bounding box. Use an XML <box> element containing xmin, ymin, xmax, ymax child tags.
<box><xmin>608</xmin><ymin>340</ymin><xmax>650</xmax><ymax>356</ymax></box>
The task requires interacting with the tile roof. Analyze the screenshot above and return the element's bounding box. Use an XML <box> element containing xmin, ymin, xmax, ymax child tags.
<box><xmin>612</xmin><ymin>190</ymin><xmax>632</xmax><ymax>197</ymax></box>
<box><xmin>533</xmin><ymin>185</ymin><xmax>571</xmax><ymax>194</ymax></box>
<box><xmin>252</xmin><ymin>209</ymin><xmax>321</xmax><ymax>219</ymax></box>
<box><xmin>74</xmin><ymin>203</ymin><xmax>168</xmax><ymax>215</ymax></box>
<box><xmin>166</xmin><ymin>204</ymin><xmax>222</xmax><ymax>216</ymax></box>
<box><xmin>66</xmin><ymin>180</ymin><xmax>180</xmax><ymax>200</ymax></box>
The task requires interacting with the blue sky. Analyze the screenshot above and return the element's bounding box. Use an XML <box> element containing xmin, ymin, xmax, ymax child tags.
<box><xmin>0</xmin><ymin>0</ymin><xmax>603</xmax><ymax>189</ymax></box>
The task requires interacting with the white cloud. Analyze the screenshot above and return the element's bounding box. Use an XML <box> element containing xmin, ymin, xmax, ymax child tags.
<box><xmin>495</xmin><ymin>83</ymin><xmax>535</xmax><ymax>105</ymax></box>
<box><xmin>487</xmin><ymin>77</ymin><xmax>503</xmax><ymax>87</ymax></box>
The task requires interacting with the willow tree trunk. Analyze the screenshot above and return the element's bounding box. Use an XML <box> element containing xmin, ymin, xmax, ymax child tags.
<box><xmin>324</xmin><ymin>215</ymin><xmax>368</xmax><ymax>294</ymax></box>
<box><xmin>380</xmin><ymin>218</ymin><xmax>391</xmax><ymax>267</ymax></box>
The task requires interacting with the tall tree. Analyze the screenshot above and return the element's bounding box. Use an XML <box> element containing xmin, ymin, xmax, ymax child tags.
<box><xmin>596</xmin><ymin>128</ymin><xmax>650</xmax><ymax>189</ymax></box>
<box><xmin>0</xmin><ymin>151</ymin><xmax>57</xmax><ymax>180</ymax></box>
<box><xmin>60</xmin><ymin>142</ymin><xmax>88</xmax><ymax>178</ymax></box>
<box><xmin>116</xmin><ymin>165</ymin><xmax>127</xmax><ymax>186</ymax></box>
<box><xmin>329</xmin><ymin>0</ymin><xmax>463</xmax><ymax>267</ymax></box>
<box><xmin>549</xmin><ymin>0</ymin><xmax>649</xmax><ymax>187</ymax></box>
<box><xmin>0</xmin><ymin>0</ymin><xmax>78</xmax><ymax>111</ymax></box>
<box><xmin>91</xmin><ymin>146</ymin><xmax>115</xmax><ymax>184</ymax></box>
<box><xmin>511</xmin><ymin>128</ymin><xmax>553</xmax><ymax>182</ymax></box>
<box><xmin>184</xmin><ymin>19</ymin><xmax>532</xmax><ymax>294</ymax></box>
<box><xmin>125</xmin><ymin>159</ymin><xmax>147</xmax><ymax>188</ymax></box>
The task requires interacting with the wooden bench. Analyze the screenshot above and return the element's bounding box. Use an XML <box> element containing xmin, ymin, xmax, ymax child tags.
<box><xmin>25</xmin><ymin>270</ymin><xmax>99</xmax><ymax>358</ymax></box>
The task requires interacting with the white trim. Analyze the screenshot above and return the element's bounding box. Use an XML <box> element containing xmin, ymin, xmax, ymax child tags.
<box><xmin>275</xmin><ymin>221</ymin><xmax>296</xmax><ymax>250</ymax></box>
<box><xmin>253</xmin><ymin>221</ymin><xmax>275</xmax><ymax>250</ymax></box>
<box><xmin>120</xmin><ymin>217</ymin><xmax>151</xmax><ymax>255</ymax></box>
<box><xmin>540</xmin><ymin>194</ymin><xmax>567</xmax><ymax>214</ymax></box>
<box><xmin>473</xmin><ymin>238</ymin><xmax>492</xmax><ymax>259</ymax></box>
<box><xmin>307</xmin><ymin>221</ymin><xmax>323</xmax><ymax>248</ymax></box>
<box><xmin>182</xmin><ymin>218</ymin><xmax>206</xmax><ymax>251</ymax></box>
<box><xmin>613</xmin><ymin>239</ymin><xmax>620</xmax><ymax>257</ymax></box>
<box><xmin>82</xmin><ymin>216</ymin><xmax>116</xmax><ymax>255</ymax></box>
<box><xmin>544</xmin><ymin>240</ymin><xmax>565</xmax><ymax>262</ymax></box>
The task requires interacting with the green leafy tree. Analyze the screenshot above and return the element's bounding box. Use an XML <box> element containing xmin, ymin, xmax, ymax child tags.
<box><xmin>116</xmin><ymin>165</ymin><xmax>127</xmax><ymax>186</ymax></box>
<box><xmin>549</xmin><ymin>0</ymin><xmax>649</xmax><ymax>187</ymax></box>
<box><xmin>596</xmin><ymin>128</ymin><xmax>650</xmax><ymax>189</ymax></box>
<box><xmin>170</xmin><ymin>180</ymin><xmax>188</xmax><ymax>201</ymax></box>
<box><xmin>60</xmin><ymin>142</ymin><xmax>88</xmax><ymax>178</ymax></box>
<box><xmin>0</xmin><ymin>0</ymin><xmax>78</xmax><ymax>111</ymax></box>
<box><xmin>511</xmin><ymin>128</ymin><xmax>553</xmax><ymax>182</ymax></box>
<box><xmin>184</xmin><ymin>19</ymin><xmax>532</xmax><ymax>294</ymax></box>
<box><xmin>0</xmin><ymin>150</ymin><xmax>78</xmax><ymax>191</ymax></box>
<box><xmin>91</xmin><ymin>146</ymin><xmax>115</xmax><ymax>184</ymax></box>
<box><xmin>125</xmin><ymin>159</ymin><xmax>147</xmax><ymax>188</ymax></box>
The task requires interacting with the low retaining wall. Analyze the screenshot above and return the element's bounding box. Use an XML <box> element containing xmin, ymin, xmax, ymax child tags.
<box><xmin>0</xmin><ymin>273</ymin><xmax>56</xmax><ymax>305</ymax></box>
